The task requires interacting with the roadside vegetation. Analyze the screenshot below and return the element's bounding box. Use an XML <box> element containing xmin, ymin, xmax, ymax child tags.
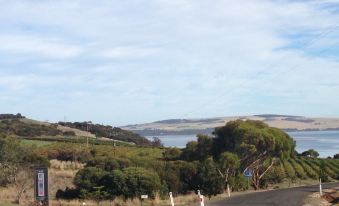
<box><xmin>0</xmin><ymin>117</ymin><xmax>338</xmax><ymax>205</ymax></box>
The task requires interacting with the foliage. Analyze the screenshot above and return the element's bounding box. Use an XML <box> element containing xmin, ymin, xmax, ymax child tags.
<box><xmin>86</xmin><ymin>156</ymin><xmax>131</xmax><ymax>171</ymax></box>
<box><xmin>282</xmin><ymin>160</ymin><xmax>296</xmax><ymax>180</ymax></box>
<box><xmin>163</xmin><ymin>148</ymin><xmax>182</xmax><ymax>160</ymax></box>
<box><xmin>58</xmin><ymin>121</ymin><xmax>152</xmax><ymax>146</ymax></box>
<box><xmin>296</xmin><ymin>158</ymin><xmax>318</xmax><ymax>179</ymax></box>
<box><xmin>0</xmin><ymin>113</ymin><xmax>25</xmax><ymax>120</ymax></box>
<box><xmin>151</xmin><ymin>137</ymin><xmax>164</xmax><ymax>147</ymax></box>
<box><xmin>0</xmin><ymin>135</ymin><xmax>49</xmax><ymax>187</ymax></box>
<box><xmin>300</xmin><ymin>149</ymin><xmax>319</xmax><ymax>158</ymax></box>
<box><xmin>212</xmin><ymin>120</ymin><xmax>295</xmax><ymax>189</ymax></box>
<box><xmin>37</xmin><ymin>143</ymin><xmax>93</xmax><ymax>162</ymax></box>
<box><xmin>0</xmin><ymin>119</ymin><xmax>61</xmax><ymax>137</ymax></box>
<box><xmin>289</xmin><ymin>159</ymin><xmax>306</xmax><ymax>179</ymax></box>
<box><xmin>195</xmin><ymin>158</ymin><xmax>224</xmax><ymax>198</ymax></box>
<box><xmin>319</xmin><ymin>160</ymin><xmax>329</xmax><ymax>182</ymax></box>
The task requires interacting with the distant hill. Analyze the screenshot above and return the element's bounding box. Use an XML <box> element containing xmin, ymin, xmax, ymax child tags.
<box><xmin>122</xmin><ymin>114</ymin><xmax>339</xmax><ymax>136</ymax></box>
<box><xmin>0</xmin><ymin>114</ymin><xmax>152</xmax><ymax>146</ymax></box>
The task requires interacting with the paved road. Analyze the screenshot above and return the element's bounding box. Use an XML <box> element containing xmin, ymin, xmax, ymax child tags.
<box><xmin>208</xmin><ymin>182</ymin><xmax>339</xmax><ymax>206</ymax></box>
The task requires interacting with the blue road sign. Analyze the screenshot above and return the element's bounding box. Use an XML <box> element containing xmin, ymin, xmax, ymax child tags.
<box><xmin>244</xmin><ymin>168</ymin><xmax>253</xmax><ymax>177</ymax></box>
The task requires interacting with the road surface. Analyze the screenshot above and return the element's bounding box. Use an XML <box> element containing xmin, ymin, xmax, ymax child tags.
<box><xmin>208</xmin><ymin>182</ymin><xmax>339</xmax><ymax>206</ymax></box>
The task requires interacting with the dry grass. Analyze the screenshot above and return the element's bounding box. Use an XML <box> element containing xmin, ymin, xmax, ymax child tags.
<box><xmin>50</xmin><ymin>159</ymin><xmax>84</xmax><ymax>171</ymax></box>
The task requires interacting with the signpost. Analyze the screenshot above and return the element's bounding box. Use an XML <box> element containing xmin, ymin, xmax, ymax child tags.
<box><xmin>34</xmin><ymin>167</ymin><xmax>49</xmax><ymax>206</ymax></box>
<box><xmin>140</xmin><ymin>195</ymin><xmax>148</xmax><ymax>206</ymax></box>
<box><xmin>244</xmin><ymin>168</ymin><xmax>253</xmax><ymax>189</ymax></box>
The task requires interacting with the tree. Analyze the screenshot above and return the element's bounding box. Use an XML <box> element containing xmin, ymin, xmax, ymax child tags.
<box><xmin>333</xmin><ymin>154</ymin><xmax>339</xmax><ymax>159</ymax></box>
<box><xmin>181</xmin><ymin>141</ymin><xmax>198</xmax><ymax>160</ymax></box>
<box><xmin>213</xmin><ymin>120</ymin><xmax>295</xmax><ymax>189</ymax></box>
<box><xmin>301</xmin><ymin>149</ymin><xmax>319</xmax><ymax>158</ymax></box>
<box><xmin>195</xmin><ymin>158</ymin><xmax>224</xmax><ymax>198</ymax></box>
<box><xmin>151</xmin><ymin>137</ymin><xmax>163</xmax><ymax>147</ymax></box>
<box><xmin>74</xmin><ymin>167</ymin><xmax>109</xmax><ymax>195</ymax></box>
<box><xmin>195</xmin><ymin>134</ymin><xmax>213</xmax><ymax>160</ymax></box>
<box><xmin>216</xmin><ymin>152</ymin><xmax>240</xmax><ymax>193</ymax></box>
<box><xmin>181</xmin><ymin>134</ymin><xmax>213</xmax><ymax>161</ymax></box>
<box><xmin>123</xmin><ymin>167</ymin><xmax>162</xmax><ymax>199</ymax></box>
<box><xmin>100</xmin><ymin>170</ymin><xmax>126</xmax><ymax>203</ymax></box>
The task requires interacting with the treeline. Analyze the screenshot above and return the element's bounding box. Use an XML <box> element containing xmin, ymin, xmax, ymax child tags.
<box><xmin>0</xmin><ymin>119</ymin><xmax>62</xmax><ymax>137</ymax></box>
<box><xmin>0</xmin><ymin>113</ymin><xmax>25</xmax><ymax>120</ymax></box>
<box><xmin>58</xmin><ymin>122</ymin><xmax>152</xmax><ymax>146</ymax></box>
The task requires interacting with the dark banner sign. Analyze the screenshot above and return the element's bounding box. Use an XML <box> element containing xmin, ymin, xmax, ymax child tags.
<box><xmin>34</xmin><ymin>167</ymin><xmax>49</xmax><ymax>206</ymax></box>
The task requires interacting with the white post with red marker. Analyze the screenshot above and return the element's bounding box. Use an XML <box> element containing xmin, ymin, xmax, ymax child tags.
<box><xmin>197</xmin><ymin>190</ymin><xmax>205</xmax><ymax>206</ymax></box>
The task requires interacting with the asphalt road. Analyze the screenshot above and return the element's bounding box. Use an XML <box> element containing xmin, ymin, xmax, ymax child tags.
<box><xmin>208</xmin><ymin>182</ymin><xmax>339</xmax><ymax>206</ymax></box>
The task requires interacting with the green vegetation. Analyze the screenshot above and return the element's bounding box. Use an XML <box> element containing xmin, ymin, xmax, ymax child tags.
<box><xmin>58</xmin><ymin>121</ymin><xmax>152</xmax><ymax>146</ymax></box>
<box><xmin>0</xmin><ymin>119</ymin><xmax>61</xmax><ymax>137</ymax></box>
<box><xmin>1</xmin><ymin>118</ymin><xmax>339</xmax><ymax>205</ymax></box>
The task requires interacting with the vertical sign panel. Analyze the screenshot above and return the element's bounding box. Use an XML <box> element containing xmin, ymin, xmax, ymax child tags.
<box><xmin>38</xmin><ymin>173</ymin><xmax>45</xmax><ymax>197</ymax></box>
<box><xmin>34</xmin><ymin>167</ymin><xmax>49</xmax><ymax>206</ymax></box>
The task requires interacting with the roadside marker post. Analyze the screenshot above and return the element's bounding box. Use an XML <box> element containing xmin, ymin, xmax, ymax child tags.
<box><xmin>169</xmin><ymin>192</ymin><xmax>175</xmax><ymax>206</ymax></box>
<box><xmin>197</xmin><ymin>190</ymin><xmax>204</xmax><ymax>206</ymax></box>
<box><xmin>319</xmin><ymin>178</ymin><xmax>323</xmax><ymax>196</ymax></box>
<box><xmin>199</xmin><ymin>195</ymin><xmax>205</xmax><ymax>206</ymax></box>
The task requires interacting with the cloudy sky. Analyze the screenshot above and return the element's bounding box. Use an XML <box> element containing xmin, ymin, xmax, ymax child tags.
<box><xmin>1</xmin><ymin>0</ymin><xmax>339</xmax><ymax>126</ymax></box>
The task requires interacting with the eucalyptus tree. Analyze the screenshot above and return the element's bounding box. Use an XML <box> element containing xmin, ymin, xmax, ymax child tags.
<box><xmin>213</xmin><ymin>120</ymin><xmax>295</xmax><ymax>189</ymax></box>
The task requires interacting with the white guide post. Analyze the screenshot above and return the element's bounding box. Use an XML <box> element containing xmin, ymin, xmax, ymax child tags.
<box><xmin>319</xmin><ymin>178</ymin><xmax>323</xmax><ymax>196</ymax></box>
<box><xmin>227</xmin><ymin>184</ymin><xmax>231</xmax><ymax>198</ymax></box>
<box><xmin>169</xmin><ymin>192</ymin><xmax>175</xmax><ymax>206</ymax></box>
<box><xmin>199</xmin><ymin>195</ymin><xmax>205</xmax><ymax>206</ymax></box>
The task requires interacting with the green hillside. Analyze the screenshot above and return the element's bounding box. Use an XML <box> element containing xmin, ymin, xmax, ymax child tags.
<box><xmin>0</xmin><ymin>114</ymin><xmax>152</xmax><ymax>146</ymax></box>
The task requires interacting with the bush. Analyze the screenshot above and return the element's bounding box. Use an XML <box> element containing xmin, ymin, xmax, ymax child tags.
<box><xmin>229</xmin><ymin>175</ymin><xmax>249</xmax><ymax>191</ymax></box>
<box><xmin>265</xmin><ymin>161</ymin><xmax>286</xmax><ymax>183</ymax></box>
<box><xmin>86</xmin><ymin>157</ymin><xmax>131</xmax><ymax>171</ymax></box>
<box><xmin>163</xmin><ymin>148</ymin><xmax>182</xmax><ymax>160</ymax></box>
<box><xmin>63</xmin><ymin>131</ymin><xmax>76</xmax><ymax>137</ymax></box>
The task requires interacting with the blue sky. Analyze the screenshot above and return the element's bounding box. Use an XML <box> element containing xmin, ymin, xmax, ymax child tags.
<box><xmin>1</xmin><ymin>0</ymin><xmax>339</xmax><ymax>126</ymax></box>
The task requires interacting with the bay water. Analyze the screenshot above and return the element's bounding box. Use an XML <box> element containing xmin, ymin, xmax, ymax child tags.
<box><xmin>148</xmin><ymin>130</ymin><xmax>339</xmax><ymax>157</ymax></box>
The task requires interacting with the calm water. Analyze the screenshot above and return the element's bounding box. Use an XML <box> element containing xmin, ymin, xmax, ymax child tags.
<box><xmin>147</xmin><ymin>130</ymin><xmax>339</xmax><ymax>157</ymax></box>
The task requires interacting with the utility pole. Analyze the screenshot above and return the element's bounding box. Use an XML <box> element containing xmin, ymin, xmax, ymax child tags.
<box><xmin>113</xmin><ymin>140</ymin><xmax>116</xmax><ymax>157</ymax></box>
<box><xmin>86</xmin><ymin>122</ymin><xmax>89</xmax><ymax>148</ymax></box>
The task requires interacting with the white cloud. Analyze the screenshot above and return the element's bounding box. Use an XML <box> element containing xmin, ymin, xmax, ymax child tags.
<box><xmin>0</xmin><ymin>35</ymin><xmax>83</xmax><ymax>59</ymax></box>
<box><xmin>0</xmin><ymin>0</ymin><xmax>339</xmax><ymax>124</ymax></box>
<box><xmin>100</xmin><ymin>46</ymin><xmax>159</xmax><ymax>59</ymax></box>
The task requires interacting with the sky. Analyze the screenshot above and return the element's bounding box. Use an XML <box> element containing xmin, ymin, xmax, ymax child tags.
<box><xmin>1</xmin><ymin>0</ymin><xmax>339</xmax><ymax>126</ymax></box>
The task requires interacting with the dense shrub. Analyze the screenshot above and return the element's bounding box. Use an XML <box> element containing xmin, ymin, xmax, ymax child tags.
<box><xmin>86</xmin><ymin>157</ymin><xmax>131</xmax><ymax>171</ymax></box>
<box><xmin>265</xmin><ymin>161</ymin><xmax>286</xmax><ymax>183</ymax></box>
